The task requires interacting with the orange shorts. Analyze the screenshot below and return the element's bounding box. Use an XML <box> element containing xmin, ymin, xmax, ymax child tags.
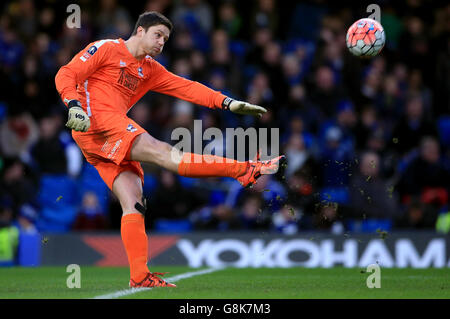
<box><xmin>72</xmin><ymin>112</ymin><xmax>145</xmax><ymax>190</ymax></box>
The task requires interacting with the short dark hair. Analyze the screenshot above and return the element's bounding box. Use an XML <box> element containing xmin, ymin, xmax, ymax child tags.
<box><xmin>131</xmin><ymin>11</ymin><xmax>173</xmax><ymax>36</ymax></box>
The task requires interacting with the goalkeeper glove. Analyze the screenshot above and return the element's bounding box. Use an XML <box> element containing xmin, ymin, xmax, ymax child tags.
<box><xmin>65</xmin><ymin>100</ymin><xmax>90</xmax><ymax>132</ymax></box>
<box><xmin>222</xmin><ymin>97</ymin><xmax>267</xmax><ymax>117</ymax></box>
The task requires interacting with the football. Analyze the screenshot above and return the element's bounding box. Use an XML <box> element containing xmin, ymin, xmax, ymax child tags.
<box><xmin>346</xmin><ymin>18</ymin><xmax>385</xmax><ymax>57</ymax></box>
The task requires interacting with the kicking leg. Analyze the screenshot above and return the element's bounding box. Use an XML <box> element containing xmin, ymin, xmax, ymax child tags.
<box><xmin>129</xmin><ymin>132</ymin><xmax>285</xmax><ymax>187</ymax></box>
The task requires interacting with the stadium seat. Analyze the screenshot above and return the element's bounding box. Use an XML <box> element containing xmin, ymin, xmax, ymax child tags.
<box><xmin>437</xmin><ymin>116</ymin><xmax>450</xmax><ymax>148</ymax></box>
<box><xmin>178</xmin><ymin>176</ymin><xmax>196</xmax><ymax>188</ymax></box>
<box><xmin>37</xmin><ymin>174</ymin><xmax>80</xmax><ymax>232</ymax></box>
<box><xmin>319</xmin><ymin>187</ymin><xmax>350</xmax><ymax>204</ymax></box>
<box><xmin>143</xmin><ymin>174</ymin><xmax>158</xmax><ymax>196</ymax></box>
<box><xmin>78</xmin><ymin>163</ymin><xmax>109</xmax><ymax>212</ymax></box>
<box><xmin>38</xmin><ymin>174</ymin><xmax>79</xmax><ymax>208</ymax></box>
<box><xmin>154</xmin><ymin>219</ymin><xmax>193</xmax><ymax>233</ymax></box>
<box><xmin>346</xmin><ymin>218</ymin><xmax>393</xmax><ymax>233</ymax></box>
<box><xmin>36</xmin><ymin>206</ymin><xmax>78</xmax><ymax>232</ymax></box>
<box><xmin>209</xmin><ymin>190</ymin><xmax>227</xmax><ymax>206</ymax></box>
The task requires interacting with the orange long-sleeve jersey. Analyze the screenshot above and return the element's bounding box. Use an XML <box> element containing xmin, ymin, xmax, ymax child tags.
<box><xmin>55</xmin><ymin>38</ymin><xmax>227</xmax><ymax>116</ymax></box>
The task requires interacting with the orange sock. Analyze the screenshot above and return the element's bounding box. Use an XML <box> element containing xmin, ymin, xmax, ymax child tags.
<box><xmin>120</xmin><ymin>213</ymin><xmax>149</xmax><ymax>283</ymax></box>
<box><xmin>177</xmin><ymin>153</ymin><xmax>248</xmax><ymax>179</ymax></box>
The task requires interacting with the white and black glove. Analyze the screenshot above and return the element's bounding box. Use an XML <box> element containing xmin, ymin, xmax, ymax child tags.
<box><xmin>222</xmin><ymin>97</ymin><xmax>267</xmax><ymax>117</ymax></box>
<box><xmin>65</xmin><ymin>100</ymin><xmax>90</xmax><ymax>132</ymax></box>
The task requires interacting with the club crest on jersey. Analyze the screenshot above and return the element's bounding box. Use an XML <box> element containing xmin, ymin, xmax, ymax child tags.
<box><xmin>120</xmin><ymin>60</ymin><xmax>126</xmax><ymax>67</ymax></box>
<box><xmin>127</xmin><ymin>124</ymin><xmax>137</xmax><ymax>132</ymax></box>
<box><xmin>138</xmin><ymin>67</ymin><xmax>144</xmax><ymax>77</ymax></box>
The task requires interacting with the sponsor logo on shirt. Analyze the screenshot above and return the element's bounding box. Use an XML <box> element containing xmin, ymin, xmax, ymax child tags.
<box><xmin>117</xmin><ymin>69</ymin><xmax>139</xmax><ymax>92</ymax></box>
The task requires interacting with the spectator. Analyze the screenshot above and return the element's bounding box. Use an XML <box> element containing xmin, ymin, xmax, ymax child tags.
<box><xmin>31</xmin><ymin>112</ymin><xmax>82</xmax><ymax>177</ymax></box>
<box><xmin>308</xmin><ymin>65</ymin><xmax>345</xmax><ymax>117</ymax></box>
<box><xmin>0</xmin><ymin>199</ymin><xmax>19</xmax><ymax>266</ymax></box>
<box><xmin>246</xmin><ymin>71</ymin><xmax>274</xmax><ymax>107</ymax></box>
<box><xmin>272</xmin><ymin>204</ymin><xmax>303</xmax><ymax>235</ymax></box>
<box><xmin>354</xmin><ymin>105</ymin><xmax>379</xmax><ymax>150</ymax></box>
<box><xmin>375</xmin><ymin>74</ymin><xmax>404</xmax><ymax>126</ymax></box>
<box><xmin>349</xmin><ymin>151</ymin><xmax>400</xmax><ymax>219</ymax></box>
<box><xmin>129</xmin><ymin>101</ymin><xmax>162</xmax><ymax>140</ymax></box>
<box><xmin>172</xmin><ymin>0</ymin><xmax>213</xmax><ymax>34</ymax></box>
<box><xmin>149</xmin><ymin>170</ymin><xmax>202</xmax><ymax>227</ymax></box>
<box><xmin>96</xmin><ymin>0</ymin><xmax>133</xmax><ymax>38</ymax></box>
<box><xmin>190</xmin><ymin>204</ymin><xmax>241</xmax><ymax>231</ymax></box>
<box><xmin>260</xmin><ymin>41</ymin><xmax>288</xmax><ymax>103</ymax></box>
<box><xmin>0</xmin><ymin>157</ymin><xmax>37</xmax><ymax>216</ymax></box>
<box><xmin>318</xmin><ymin>126</ymin><xmax>354</xmax><ymax>188</ymax></box>
<box><xmin>395</xmin><ymin>197</ymin><xmax>438</xmax><ymax>229</ymax></box>
<box><xmin>236</xmin><ymin>193</ymin><xmax>270</xmax><ymax>230</ymax></box>
<box><xmin>283</xmin><ymin>133</ymin><xmax>317</xmax><ymax>178</ymax></box>
<box><xmin>397</xmin><ymin>136</ymin><xmax>450</xmax><ymax>204</ymax></box>
<box><xmin>249</xmin><ymin>0</ymin><xmax>279</xmax><ymax>38</ymax></box>
<box><xmin>171</xmin><ymin>0</ymin><xmax>213</xmax><ymax>52</ymax></box>
<box><xmin>0</xmin><ymin>111</ymin><xmax>39</xmax><ymax>161</ymax></box>
<box><xmin>225</xmin><ymin>174</ymin><xmax>287</xmax><ymax>213</ymax></box>
<box><xmin>312</xmin><ymin>202</ymin><xmax>344</xmax><ymax>234</ymax></box>
<box><xmin>398</xmin><ymin>16</ymin><xmax>431</xmax><ymax>84</ymax></box>
<box><xmin>73</xmin><ymin>192</ymin><xmax>108</xmax><ymax>230</ymax></box>
<box><xmin>285</xmin><ymin>169</ymin><xmax>318</xmax><ymax>217</ymax></box>
<box><xmin>217</xmin><ymin>1</ymin><xmax>242</xmax><ymax>39</ymax></box>
<box><xmin>390</xmin><ymin>94</ymin><xmax>437</xmax><ymax>155</ymax></box>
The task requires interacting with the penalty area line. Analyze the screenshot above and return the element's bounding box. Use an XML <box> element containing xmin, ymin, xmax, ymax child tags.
<box><xmin>92</xmin><ymin>267</ymin><xmax>223</xmax><ymax>299</ymax></box>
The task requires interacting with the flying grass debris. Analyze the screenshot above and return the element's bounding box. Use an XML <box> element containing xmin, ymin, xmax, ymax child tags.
<box><xmin>376</xmin><ymin>228</ymin><xmax>388</xmax><ymax>240</ymax></box>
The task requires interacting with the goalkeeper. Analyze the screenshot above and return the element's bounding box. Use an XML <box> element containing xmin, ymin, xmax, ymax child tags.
<box><xmin>55</xmin><ymin>11</ymin><xmax>284</xmax><ymax>288</ymax></box>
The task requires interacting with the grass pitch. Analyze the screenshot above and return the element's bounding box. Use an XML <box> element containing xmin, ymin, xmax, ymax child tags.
<box><xmin>0</xmin><ymin>266</ymin><xmax>448</xmax><ymax>299</ymax></box>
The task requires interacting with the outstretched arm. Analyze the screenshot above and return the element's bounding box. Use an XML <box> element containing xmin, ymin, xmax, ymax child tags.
<box><xmin>134</xmin><ymin>60</ymin><xmax>267</xmax><ymax>117</ymax></box>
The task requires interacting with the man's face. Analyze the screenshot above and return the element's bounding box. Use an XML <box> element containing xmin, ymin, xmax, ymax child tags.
<box><xmin>138</xmin><ymin>24</ymin><xmax>170</xmax><ymax>57</ymax></box>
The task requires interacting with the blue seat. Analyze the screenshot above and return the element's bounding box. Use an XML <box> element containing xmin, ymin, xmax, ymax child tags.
<box><xmin>154</xmin><ymin>219</ymin><xmax>193</xmax><ymax>233</ymax></box>
<box><xmin>38</xmin><ymin>174</ymin><xmax>79</xmax><ymax>208</ymax></box>
<box><xmin>209</xmin><ymin>190</ymin><xmax>227</xmax><ymax>206</ymax></box>
<box><xmin>78</xmin><ymin>163</ymin><xmax>109</xmax><ymax>212</ymax></box>
<box><xmin>178</xmin><ymin>176</ymin><xmax>196</xmax><ymax>188</ymax></box>
<box><xmin>36</xmin><ymin>206</ymin><xmax>78</xmax><ymax>232</ymax></box>
<box><xmin>319</xmin><ymin>187</ymin><xmax>350</xmax><ymax>204</ymax></box>
<box><xmin>37</xmin><ymin>174</ymin><xmax>80</xmax><ymax>232</ymax></box>
<box><xmin>143</xmin><ymin>174</ymin><xmax>158</xmax><ymax>196</ymax></box>
<box><xmin>438</xmin><ymin>116</ymin><xmax>450</xmax><ymax>148</ymax></box>
<box><xmin>346</xmin><ymin>218</ymin><xmax>393</xmax><ymax>233</ymax></box>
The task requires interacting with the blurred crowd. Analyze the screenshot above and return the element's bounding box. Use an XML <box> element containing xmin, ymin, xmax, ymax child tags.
<box><xmin>0</xmin><ymin>0</ymin><xmax>449</xmax><ymax>241</ymax></box>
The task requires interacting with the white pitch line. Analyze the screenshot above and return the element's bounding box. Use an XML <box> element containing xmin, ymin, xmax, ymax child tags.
<box><xmin>93</xmin><ymin>267</ymin><xmax>222</xmax><ymax>299</ymax></box>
